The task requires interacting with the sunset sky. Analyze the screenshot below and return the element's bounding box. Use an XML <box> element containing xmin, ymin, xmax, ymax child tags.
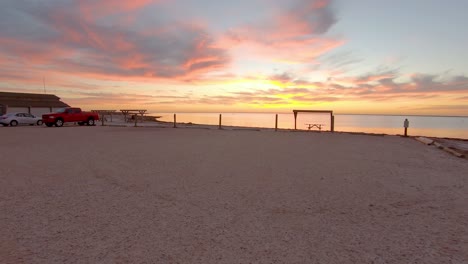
<box><xmin>1</xmin><ymin>0</ymin><xmax>467</xmax><ymax>115</ymax></box>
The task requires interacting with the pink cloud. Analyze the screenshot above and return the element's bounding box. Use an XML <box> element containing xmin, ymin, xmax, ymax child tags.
<box><xmin>0</xmin><ymin>0</ymin><xmax>231</xmax><ymax>86</ymax></box>
<box><xmin>218</xmin><ymin>0</ymin><xmax>342</xmax><ymax>64</ymax></box>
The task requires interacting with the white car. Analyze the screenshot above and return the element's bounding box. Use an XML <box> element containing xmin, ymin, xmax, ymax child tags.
<box><xmin>0</xmin><ymin>112</ymin><xmax>43</xmax><ymax>127</ymax></box>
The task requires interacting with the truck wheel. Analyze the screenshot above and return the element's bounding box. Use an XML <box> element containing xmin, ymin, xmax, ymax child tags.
<box><xmin>37</xmin><ymin>120</ymin><xmax>43</xmax><ymax>126</ymax></box>
<box><xmin>55</xmin><ymin>119</ymin><xmax>64</xmax><ymax>127</ymax></box>
<box><xmin>10</xmin><ymin>120</ymin><xmax>18</xmax><ymax>127</ymax></box>
<box><xmin>87</xmin><ymin>118</ymin><xmax>95</xmax><ymax>126</ymax></box>
<box><xmin>46</xmin><ymin>123</ymin><xmax>53</xmax><ymax>127</ymax></box>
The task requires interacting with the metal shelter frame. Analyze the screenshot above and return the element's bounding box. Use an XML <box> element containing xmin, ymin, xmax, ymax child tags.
<box><xmin>293</xmin><ymin>110</ymin><xmax>334</xmax><ymax>132</ymax></box>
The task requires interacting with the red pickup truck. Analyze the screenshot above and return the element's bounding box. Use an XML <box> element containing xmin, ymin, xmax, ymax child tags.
<box><xmin>42</xmin><ymin>107</ymin><xmax>99</xmax><ymax>127</ymax></box>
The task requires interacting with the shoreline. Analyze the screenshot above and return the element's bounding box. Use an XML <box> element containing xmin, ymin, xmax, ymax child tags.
<box><xmin>96</xmin><ymin>113</ymin><xmax>468</xmax><ymax>140</ymax></box>
<box><xmin>108</xmin><ymin>119</ymin><xmax>468</xmax><ymax>142</ymax></box>
<box><xmin>98</xmin><ymin>119</ymin><xmax>468</xmax><ymax>159</ymax></box>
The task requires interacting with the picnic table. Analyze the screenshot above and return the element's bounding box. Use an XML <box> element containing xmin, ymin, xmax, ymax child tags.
<box><xmin>305</xmin><ymin>123</ymin><xmax>325</xmax><ymax>131</ymax></box>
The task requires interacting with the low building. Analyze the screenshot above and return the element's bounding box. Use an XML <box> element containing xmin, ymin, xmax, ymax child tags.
<box><xmin>0</xmin><ymin>91</ymin><xmax>70</xmax><ymax>116</ymax></box>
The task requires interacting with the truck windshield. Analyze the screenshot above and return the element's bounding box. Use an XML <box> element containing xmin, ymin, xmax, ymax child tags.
<box><xmin>55</xmin><ymin>108</ymin><xmax>66</xmax><ymax>113</ymax></box>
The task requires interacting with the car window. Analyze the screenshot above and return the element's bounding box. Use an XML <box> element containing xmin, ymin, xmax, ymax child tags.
<box><xmin>15</xmin><ymin>113</ymin><xmax>23</xmax><ymax>117</ymax></box>
<box><xmin>24</xmin><ymin>114</ymin><xmax>33</xmax><ymax>118</ymax></box>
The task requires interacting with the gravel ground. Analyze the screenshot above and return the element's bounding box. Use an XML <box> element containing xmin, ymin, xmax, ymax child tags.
<box><xmin>1</xmin><ymin>126</ymin><xmax>467</xmax><ymax>263</ymax></box>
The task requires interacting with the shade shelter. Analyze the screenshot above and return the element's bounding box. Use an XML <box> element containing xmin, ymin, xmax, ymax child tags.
<box><xmin>293</xmin><ymin>110</ymin><xmax>334</xmax><ymax>132</ymax></box>
<box><xmin>120</xmin><ymin>109</ymin><xmax>147</xmax><ymax>127</ymax></box>
<box><xmin>91</xmin><ymin>110</ymin><xmax>117</xmax><ymax>125</ymax></box>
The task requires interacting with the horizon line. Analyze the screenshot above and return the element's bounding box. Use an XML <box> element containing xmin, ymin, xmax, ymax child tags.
<box><xmin>150</xmin><ymin>112</ymin><xmax>468</xmax><ymax>118</ymax></box>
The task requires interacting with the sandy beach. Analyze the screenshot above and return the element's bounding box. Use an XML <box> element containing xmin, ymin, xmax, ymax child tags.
<box><xmin>1</xmin><ymin>126</ymin><xmax>467</xmax><ymax>263</ymax></box>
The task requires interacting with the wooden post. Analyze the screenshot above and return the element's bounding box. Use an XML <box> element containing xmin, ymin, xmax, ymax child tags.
<box><xmin>101</xmin><ymin>114</ymin><xmax>105</xmax><ymax>126</ymax></box>
<box><xmin>173</xmin><ymin>114</ymin><xmax>177</xmax><ymax>128</ymax></box>
<box><xmin>331</xmin><ymin>115</ymin><xmax>335</xmax><ymax>132</ymax></box>
<box><xmin>275</xmin><ymin>114</ymin><xmax>278</xmax><ymax>131</ymax></box>
<box><xmin>219</xmin><ymin>114</ymin><xmax>222</xmax><ymax>129</ymax></box>
<box><xmin>294</xmin><ymin>111</ymin><xmax>297</xmax><ymax>130</ymax></box>
<box><xmin>110</xmin><ymin>113</ymin><xmax>113</xmax><ymax>122</ymax></box>
<box><xmin>28</xmin><ymin>106</ymin><xmax>31</xmax><ymax>114</ymax></box>
<box><xmin>134</xmin><ymin>114</ymin><xmax>138</xmax><ymax>127</ymax></box>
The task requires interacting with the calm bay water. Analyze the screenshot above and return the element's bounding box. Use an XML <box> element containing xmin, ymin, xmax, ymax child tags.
<box><xmin>155</xmin><ymin>113</ymin><xmax>468</xmax><ymax>139</ymax></box>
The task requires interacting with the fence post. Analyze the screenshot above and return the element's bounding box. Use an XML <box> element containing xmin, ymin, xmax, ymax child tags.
<box><xmin>219</xmin><ymin>114</ymin><xmax>222</xmax><ymax>129</ymax></box>
<box><xmin>173</xmin><ymin>114</ymin><xmax>177</xmax><ymax>128</ymax></box>
<box><xmin>134</xmin><ymin>114</ymin><xmax>138</xmax><ymax>127</ymax></box>
<box><xmin>101</xmin><ymin>114</ymin><xmax>105</xmax><ymax>126</ymax></box>
<box><xmin>275</xmin><ymin>114</ymin><xmax>278</xmax><ymax>131</ymax></box>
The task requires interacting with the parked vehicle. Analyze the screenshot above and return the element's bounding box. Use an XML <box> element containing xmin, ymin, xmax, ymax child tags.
<box><xmin>42</xmin><ymin>107</ymin><xmax>99</xmax><ymax>127</ymax></box>
<box><xmin>0</xmin><ymin>113</ymin><xmax>43</xmax><ymax>126</ymax></box>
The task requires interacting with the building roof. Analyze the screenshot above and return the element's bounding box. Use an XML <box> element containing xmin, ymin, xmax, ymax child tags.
<box><xmin>0</xmin><ymin>92</ymin><xmax>70</xmax><ymax>108</ymax></box>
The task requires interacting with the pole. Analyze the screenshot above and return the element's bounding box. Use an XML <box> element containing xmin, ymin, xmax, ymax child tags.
<box><xmin>134</xmin><ymin>114</ymin><xmax>138</xmax><ymax>127</ymax></box>
<box><xmin>173</xmin><ymin>114</ymin><xmax>177</xmax><ymax>128</ymax></box>
<box><xmin>219</xmin><ymin>114</ymin><xmax>222</xmax><ymax>129</ymax></box>
<box><xmin>331</xmin><ymin>115</ymin><xmax>335</xmax><ymax>132</ymax></box>
<box><xmin>294</xmin><ymin>111</ymin><xmax>297</xmax><ymax>130</ymax></box>
<box><xmin>275</xmin><ymin>114</ymin><xmax>278</xmax><ymax>131</ymax></box>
